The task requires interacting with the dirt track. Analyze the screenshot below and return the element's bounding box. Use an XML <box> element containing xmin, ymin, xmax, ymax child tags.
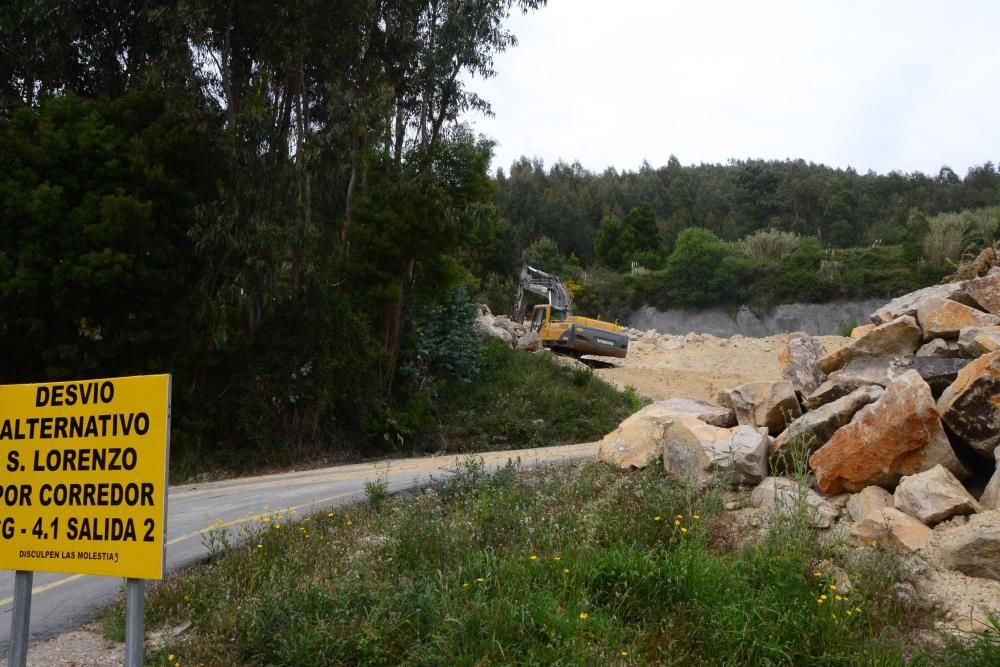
<box><xmin>595</xmin><ymin>331</ymin><xmax>852</xmax><ymax>402</ymax></box>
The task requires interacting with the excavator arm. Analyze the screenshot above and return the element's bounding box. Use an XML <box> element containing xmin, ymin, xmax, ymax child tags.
<box><xmin>513</xmin><ymin>265</ymin><xmax>573</xmax><ymax>323</ymax></box>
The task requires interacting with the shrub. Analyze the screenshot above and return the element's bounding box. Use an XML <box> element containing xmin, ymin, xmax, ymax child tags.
<box><xmin>737</xmin><ymin>228</ymin><xmax>802</xmax><ymax>266</ymax></box>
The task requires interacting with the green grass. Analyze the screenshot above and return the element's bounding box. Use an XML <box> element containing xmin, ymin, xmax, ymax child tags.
<box><xmin>107</xmin><ymin>461</ymin><xmax>999</xmax><ymax>666</ymax></box>
<box><xmin>424</xmin><ymin>339</ymin><xmax>646</xmax><ymax>452</ymax></box>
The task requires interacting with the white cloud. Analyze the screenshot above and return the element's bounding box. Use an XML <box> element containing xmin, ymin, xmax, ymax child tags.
<box><xmin>464</xmin><ymin>0</ymin><xmax>1000</xmax><ymax>175</ymax></box>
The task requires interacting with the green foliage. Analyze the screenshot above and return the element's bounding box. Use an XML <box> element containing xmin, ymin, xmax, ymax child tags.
<box><xmin>664</xmin><ymin>228</ymin><xmax>749</xmax><ymax>306</ymax></box>
<box><xmin>428</xmin><ymin>340</ymin><xmax>645</xmax><ymax>451</ymax></box>
<box><xmin>122</xmin><ymin>462</ymin><xmax>999</xmax><ymax>665</ymax></box>
<box><xmin>737</xmin><ymin>228</ymin><xmax>802</xmax><ymax>266</ymax></box>
<box><xmin>594</xmin><ymin>203</ymin><xmax>663</xmax><ymax>270</ymax></box>
<box><xmin>923</xmin><ymin>211</ymin><xmax>972</xmax><ymax>269</ymax></box>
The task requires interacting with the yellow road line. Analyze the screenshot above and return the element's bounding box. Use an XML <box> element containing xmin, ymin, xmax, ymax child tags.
<box><xmin>0</xmin><ymin>481</ymin><xmax>411</xmax><ymax>607</ymax></box>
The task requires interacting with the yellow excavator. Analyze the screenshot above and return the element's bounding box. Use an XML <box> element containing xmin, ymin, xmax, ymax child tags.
<box><xmin>514</xmin><ymin>265</ymin><xmax>629</xmax><ymax>359</ymax></box>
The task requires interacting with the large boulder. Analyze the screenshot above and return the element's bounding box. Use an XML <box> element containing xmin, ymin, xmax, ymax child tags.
<box><xmin>728</xmin><ymin>380</ymin><xmax>802</xmax><ymax>435</ymax></box>
<box><xmin>516</xmin><ymin>330</ymin><xmax>542</xmax><ymax>351</ymax></box>
<box><xmin>937</xmin><ymin>350</ymin><xmax>1000</xmax><ymax>458</ymax></box>
<box><xmin>662</xmin><ymin>417</ymin><xmax>769</xmax><ymax>486</ymax></box>
<box><xmin>916</xmin><ymin>297</ymin><xmax>1000</xmax><ymax>341</ymax></box>
<box><xmin>818</xmin><ymin>316</ymin><xmax>922</xmax><ymax>374</ymax></box>
<box><xmin>809</xmin><ymin>370</ymin><xmax>967</xmax><ymax>494</ymax></box>
<box><xmin>959</xmin><ymin>272</ymin><xmax>1000</xmax><ymax>316</ymax></box>
<box><xmin>980</xmin><ymin>447</ymin><xmax>1000</xmax><ymax>510</ymax></box>
<box><xmin>957</xmin><ymin>325</ymin><xmax>1000</xmax><ymax>357</ymax></box>
<box><xmin>780</xmin><ymin>335</ymin><xmax>827</xmax><ymax>394</ymax></box>
<box><xmin>846</xmin><ymin>485</ymin><xmax>894</xmax><ymax>522</ymax></box>
<box><xmin>934</xmin><ymin>512</ymin><xmax>1000</xmax><ymax>581</ymax></box>
<box><xmin>596</xmin><ymin>404</ymin><xmax>674</xmax><ymax>469</ymax></box>
<box><xmin>474</xmin><ymin>312</ymin><xmax>515</xmax><ymax>346</ymax></box>
<box><xmin>850</xmin><ymin>323</ymin><xmax>875</xmax><ymax>338</ymax></box>
<box><xmin>870</xmin><ymin>283</ymin><xmax>973</xmax><ymax>325</ymax></box>
<box><xmin>846</xmin><ymin>507</ymin><xmax>933</xmax><ymax>552</ymax></box>
<box><xmin>652</xmin><ymin>397</ymin><xmax>736</xmax><ymax>428</ymax></box>
<box><xmin>771</xmin><ymin>385</ymin><xmax>883</xmax><ymax>460</ymax></box>
<box><xmin>893</xmin><ymin>465</ymin><xmax>981</xmax><ymax>525</ymax></box>
<box><xmin>749</xmin><ymin>477</ymin><xmax>837</xmax><ymax>528</ymax></box>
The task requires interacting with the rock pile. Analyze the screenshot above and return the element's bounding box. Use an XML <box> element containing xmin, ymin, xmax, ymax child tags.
<box><xmin>595</xmin><ymin>271</ymin><xmax>1000</xmax><ymax>631</ymax></box>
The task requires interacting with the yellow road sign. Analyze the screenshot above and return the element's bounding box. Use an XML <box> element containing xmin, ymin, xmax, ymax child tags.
<box><xmin>0</xmin><ymin>375</ymin><xmax>170</xmax><ymax>579</ymax></box>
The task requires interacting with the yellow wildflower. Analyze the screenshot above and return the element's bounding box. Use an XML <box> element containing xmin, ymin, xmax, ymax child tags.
<box><xmin>256</xmin><ymin>544</ymin><xmax>262</xmax><ymax>549</ymax></box>
<box><xmin>676</xmin><ymin>514</ymin><xmax>683</xmax><ymax>519</ymax></box>
<box><xmin>829</xmin><ymin>584</ymin><xmax>837</xmax><ymax>591</ymax></box>
<box><xmin>820</xmin><ymin>594</ymin><xmax>827</xmax><ymax>600</ymax></box>
<box><xmin>346</xmin><ymin>520</ymin><xmax>352</xmax><ymax>526</ymax></box>
<box><xmin>674</xmin><ymin>520</ymin><xmax>681</xmax><ymax>526</ymax></box>
<box><xmin>553</xmin><ymin>556</ymin><xmax>561</xmax><ymax>561</ymax></box>
<box><xmin>578</xmin><ymin>612</ymin><xmax>588</xmax><ymax>620</ymax></box>
<box><xmin>621</xmin><ymin>650</ymin><xmax>628</xmax><ymax>656</ymax></box>
<box><xmin>681</xmin><ymin>527</ymin><xmax>688</xmax><ymax>533</ymax></box>
<box><xmin>476</xmin><ymin>577</ymin><xmax>484</xmax><ymax>582</ymax></box>
<box><xmin>813</xmin><ymin>571</ymin><xmax>822</xmax><ymax>577</ymax></box>
<box><xmin>693</xmin><ymin>514</ymin><xmax>700</xmax><ymax>520</ymax></box>
<box><xmin>563</xmin><ymin>568</ymin><xmax>570</xmax><ymax>574</ymax></box>
<box><xmin>654</xmin><ymin>516</ymin><xmax>662</xmax><ymax>521</ymax></box>
<box><xmin>530</xmin><ymin>555</ymin><xmax>538</xmax><ymax>560</ymax></box>
<box><xmin>168</xmin><ymin>656</ymin><xmax>175</xmax><ymax>662</ymax></box>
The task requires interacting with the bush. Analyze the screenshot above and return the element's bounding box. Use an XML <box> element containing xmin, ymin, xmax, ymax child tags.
<box><xmin>664</xmin><ymin>228</ymin><xmax>746</xmax><ymax>306</ymax></box>
<box><xmin>737</xmin><ymin>228</ymin><xmax>802</xmax><ymax>266</ymax></box>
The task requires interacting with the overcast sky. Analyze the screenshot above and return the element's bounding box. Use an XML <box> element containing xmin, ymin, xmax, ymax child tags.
<box><xmin>464</xmin><ymin>0</ymin><xmax>1000</xmax><ymax>177</ymax></box>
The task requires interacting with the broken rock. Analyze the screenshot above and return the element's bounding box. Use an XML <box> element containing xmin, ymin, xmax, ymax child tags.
<box><xmin>846</xmin><ymin>485</ymin><xmax>895</xmax><ymax>522</ymax></box>
<box><xmin>936</xmin><ymin>350</ymin><xmax>1000</xmax><ymax>458</ymax></box>
<box><xmin>728</xmin><ymin>380</ymin><xmax>802</xmax><ymax>435</ymax></box>
<box><xmin>596</xmin><ymin>403</ymin><xmax>675</xmax><ymax>469</ymax></box>
<box><xmin>662</xmin><ymin>417</ymin><xmax>769</xmax><ymax>486</ymax></box>
<box><xmin>893</xmin><ymin>465</ymin><xmax>981</xmax><ymax>525</ymax></box>
<box><xmin>979</xmin><ymin>447</ymin><xmax>1000</xmax><ymax>510</ymax></box>
<box><xmin>915</xmin><ymin>338</ymin><xmax>963</xmax><ymax>358</ymax></box>
<box><xmin>934</xmin><ymin>512</ymin><xmax>1000</xmax><ymax>581</ymax></box>
<box><xmin>652</xmin><ymin>397</ymin><xmax>736</xmax><ymax>428</ymax></box>
<box><xmin>818</xmin><ymin>315</ymin><xmax>922</xmax><ymax>374</ymax></box>
<box><xmin>750</xmin><ymin>477</ymin><xmax>837</xmax><ymax>528</ymax></box>
<box><xmin>959</xmin><ymin>272</ymin><xmax>1000</xmax><ymax>316</ymax></box>
<box><xmin>771</xmin><ymin>385</ymin><xmax>883</xmax><ymax>460</ymax></box>
<box><xmin>916</xmin><ymin>297</ymin><xmax>1000</xmax><ymax>341</ymax></box>
<box><xmin>809</xmin><ymin>370</ymin><xmax>967</xmax><ymax>494</ymax></box>
<box><xmin>779</xmin><ymin>335</ymin><xmax>827</xmax><ymax>394</ymax></box>
<box><xmin>870</xmin><ymin>282</ymin><xmax>975</xmax><ymax>325</ymax></box>
<box><xmin>957</xmin><ymin>325</ymin><xmax>1000</xmax><ymax>357</ymax></box>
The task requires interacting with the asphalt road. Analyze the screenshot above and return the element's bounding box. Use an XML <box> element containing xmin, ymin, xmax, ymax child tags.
<box><xmin>0</xmin><ymin>442</ymin><xmax>598</xmax><ymax>654</ymax></box>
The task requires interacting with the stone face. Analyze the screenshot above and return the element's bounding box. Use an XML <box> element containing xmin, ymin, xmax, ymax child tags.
<box><xmin>596</xmin><ymin>403</ymin><xmax>675</xmax><ymax>469</ymax></box>
<box><xmin>870</xmin><ymin>283</ymin><xmax>973</xmax><ymax>325</ymax></box>
<box><xmin>516</xmin><ymin>330</ymin><xmax>541</xmax><ymax>351</ymax></box>
<box><xmin>878</xmin><ymin>507</ymin><xmax>932</xmax><ymax>553</ymax></box>
<box><xmin>818</xmin><ymin>316</ymin><xmax>922</xmax><ymax>374</ymax></box>
<box><xmin>910</xmin><ymin>357</ymin><xmax>973</xmax><ymax>398</ymax></box>
<box><xmin>893</xmin><ymin>465</ymin><xmax>981</xmax><ymax>525</ymax></box>
<box><xmin>809</xmin><ymin>370</ymin><xmax>967</xmax><ymax>494</ymax></box>
<box><xmin>827</xmin><ymin>357</ymin><xmax>907</xmax><ymax>388</ymax></box>
<box><xmin>803</xmin><ymin>379</ymin><xmax>868</xmax><ymax>410</ymax></box>
<box><xmin>728</xmin><ymin>380</ymin><xmax>802</xmax><ymax>435</ymax></box>
<box><xmin>474</xmin><ymin>313</ymin><xmax>514</xmax><ymax>346</ymax></box>
<box><xmin>935</xmin><ymin>516</ymin><xmax>1000</xmax><ymax>580</ymax></box>
<box><xmin>654</xmin><ymin>397</ymin><xmax>736</xmax><ymax>428</ymax></box>
<box><xmin>959</xmin><ymin>272</ymin><xmax>1000</xmax><ymax>315</ymax></box>
<box><xmin>847</xmin><ymin>485</ymin><xmax>894</xmax><ymax>522</ymax></box>
<box><xmin>936</xmin><ymin>351</ymin><xmax>1000</xmax><ymax>458</ymax></box>
<box><xmin>772</xmin><ymin>386</ymin><xmax>883</xmax><ymax>459</ymax></box>
<box><xmin>980</xmin><ymin>447</ymin><xmax>1000</xmax><ymax>509</ymax></box>
<box><xmin>851</xmin><ymin>324</ymin><xmax>875</xmax><ymax>338</ymax></box>
<box><xmin>750</xmin><ymin>477</ymin><xmax>837</xmax><ymax>528</ymax></box>
<box><xmin>662</xmin><ymin>418</ymin><xmax>769</xmax><ymax>486</ymax></box>
<box><xmin>780</xmin><ymin>335</ymin><xmax>827</xmax><ymax>394</ymax></box>
<box><xmin>957</xmin><ymin>326</ymin><xmax>1000</xmax><ymax>357</ymax></box>
<box><xmin>916</xmin><ymin>297</ymin><xmax>1000</xmax><ymax>341</ymax></box>
<box><xmin>916</xmin><ymin>338</ymin><xmax>963</xmax><ymax>358</ymax></box>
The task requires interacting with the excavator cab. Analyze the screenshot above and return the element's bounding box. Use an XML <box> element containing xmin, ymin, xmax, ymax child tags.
<box><xmin>530</xmin><ymin>305</ymin><xmax>547</xmax><ymax>332</ymax></box>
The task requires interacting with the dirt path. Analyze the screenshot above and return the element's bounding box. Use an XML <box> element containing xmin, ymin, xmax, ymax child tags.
<box><xmin>595</xmin><ymin>330</ymin><xmax>851</xmax><ymax>402</ymax></box>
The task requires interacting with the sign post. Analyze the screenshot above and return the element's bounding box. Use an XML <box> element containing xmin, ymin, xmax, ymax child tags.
<box><xmin>0</xmin><ymin>374</ymin><xmax>171</xmax><ymax>666</ymax></box>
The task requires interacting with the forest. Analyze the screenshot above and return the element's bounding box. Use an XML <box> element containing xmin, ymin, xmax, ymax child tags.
<box><xmin>2</xmin><ymin>1</ymin><xmax>998</xmax><ymax>470</ymax></box>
